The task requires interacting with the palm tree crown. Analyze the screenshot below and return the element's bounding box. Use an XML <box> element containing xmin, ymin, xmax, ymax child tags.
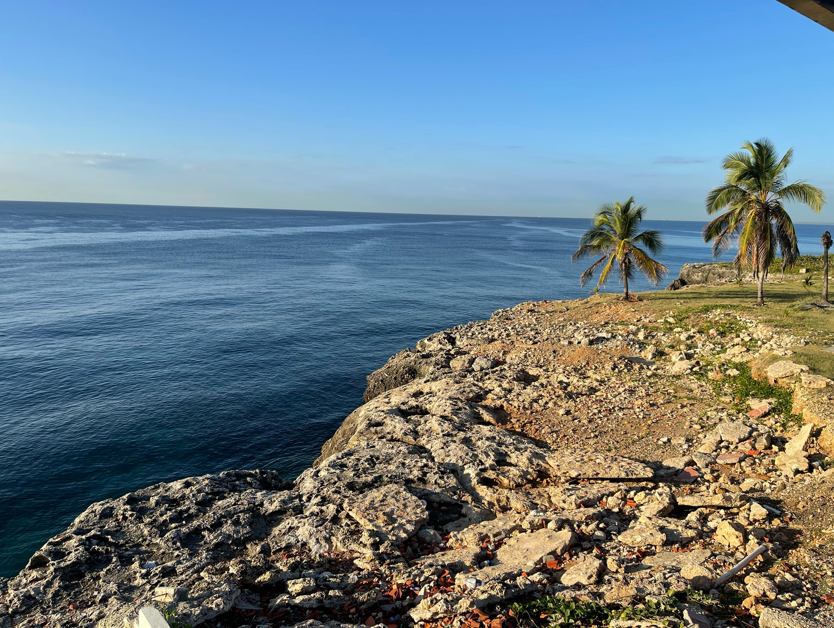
<box><xmin>703</xmin><ymin>138</ymin><xmax>826</xmax><ymax>305</ymax></box>
<box><xmin>572</xmin><ymin>197</ymin><xmax>667</xmax><ymax>298</ymax></box>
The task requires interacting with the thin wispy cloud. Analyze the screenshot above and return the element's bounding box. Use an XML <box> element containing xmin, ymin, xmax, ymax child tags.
<box><xmin>56</xmin><ymin>152</ymin><xmax>161</xmax><ymax>170</ymax></box>
<box><xmin>654</xmin><ymin>156</ymin><xmax>706</xmax><ymax>165</ymax></box>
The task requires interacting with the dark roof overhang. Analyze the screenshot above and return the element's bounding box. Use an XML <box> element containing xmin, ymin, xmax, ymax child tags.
<box><xmin>777</xmin><ymin>0</ymin><xmax>834</xmax><ymax>32</ymax></box>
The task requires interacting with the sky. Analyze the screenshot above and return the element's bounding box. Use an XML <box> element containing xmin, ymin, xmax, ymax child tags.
<box><xmin>1</xmin><ymin>0</ymin><xmax>833</xmax><ymax>221</ymax></box>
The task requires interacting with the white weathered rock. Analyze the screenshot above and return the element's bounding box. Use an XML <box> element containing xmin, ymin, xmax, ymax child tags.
<box><xmin>560</xmin><ymin>556</ymin><xmax>604</xmax><ymax>586</ymax></box>
<box><xmin>747</xmin><ymin>577</ymin><xmax>779</xmax><ymax>600</ymax></box>
<box><xmin>715</xmin><ymin>520</ymin><xmax>746</xmax><ymax>548</ymax></box>
<box><xmin>785</xmin><ymin>424</ymin><xmax>815</xmax><ymax>458</ymax></box>
<box><xmin>759</xmin><ymin>607</ymin><xmax>825</xmax><ymax>628</ymax></box>
<box><xmin>618</xmin><ymin>524</ymin><xmax>667</xmax><ymax>547</ymax></box>
<box><xmin>495</xmin><ymin>528</ymin><xmax>576</xmax><ymax>565</ymax></box>
<box><xmin>749</xmin><ymin>502</ymin><xmax>769</xmax><ymax>522</ymax></box>
<box><xmin>137</xmin><ymin>608</ymin><xmax>170</xmax><ymax>628</ymax></box>
<box><xmin>680</xmin><ymin>564</ymin><xmax>717</xmax><ymax>591</ymax></box>
<box><xmin>717</xmin><ymin>421</ymin><xmax>753</xmax><ymax>444</ymax></box>
<box><xmin>642</xmin><ymin>549</ymin><xmax>712</xmax><ymax>569</ymax></box>
<box><xmin>343</xmin><ymin>484</ymin><xmax>429</xmax><ymax>543</ymax></box>
<box><xmin>767</xmin><ymin>361</ymin><xmax>809</xmax><ymax>385</ymax></box>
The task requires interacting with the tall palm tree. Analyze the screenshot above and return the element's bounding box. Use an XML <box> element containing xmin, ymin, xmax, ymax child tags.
<box><xmin>704</xmin><ymin>138</ymin><xmax>826</xmax><ymax>306</ymax></box>
<box><xmin>822</xmin><ymin>230</ymin><xmax>832</xmax><ymax>303</ymax></box>
<box><xmin>572</xmin><ymin>197</ymin><xmax>667</xmax><ymax>299</ymax></box>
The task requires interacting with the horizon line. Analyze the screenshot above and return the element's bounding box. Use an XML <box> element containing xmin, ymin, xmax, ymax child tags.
<box><xmin>2</xmin><ymin>198</ymin><xmax>832</xmax><ymax>227</ymax></box>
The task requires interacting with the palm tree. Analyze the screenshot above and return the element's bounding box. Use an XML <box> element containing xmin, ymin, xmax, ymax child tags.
<box><xmin>704</xmin><ymin>138</ymin><xmax>826</xmax><ymax>306</ymax></box>
<box><xmin>822</xmin><ymin>230</ymin><xmax>832</xmax><ymax>303</ymax></box>
<box><xmin>572</xmin><ymin>197</ymin><xmax>667</xmax><ymax>299</ymax></box>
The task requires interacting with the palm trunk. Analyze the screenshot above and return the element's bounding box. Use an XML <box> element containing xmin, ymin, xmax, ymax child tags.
<box><xmin>756</xmin><ymin>266</ymin><xmax>766</xmax><ymax>306</ymax></box>
<box><xmin>624</xmin><ymin>273</ymin><xmax>629</xmax><ymax>300</ymax></box>
<box><xmin>824</xmin><ymin>246</ymin><xmax>830</xmax><ymax>303</ymax></box>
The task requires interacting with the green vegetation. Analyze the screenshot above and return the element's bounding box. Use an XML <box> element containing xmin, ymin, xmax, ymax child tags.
<box><xmin>160</xmin><ymin>609</ymin><xmax>191</xmax><ymax>628</ymax></box>
<box><xmin>766</xmin><ymin>253</ymin><xmax>833</xmax><ymax>275</ymax></box>
<box><xmin>703</xmin><ymin>138</ymin><xmax>826</xmax><ymax>306</ymax></box>
<box><xmin>572</xmin><ymin>197</ymin><xmax>668</xmax><ymax>299</ymax></box>
<box><xmin>510</xmin><ymin>587</ymin><xmax>767</xmax><ymax>628</ymax></box>
<box><xmin>717</xmin><ymin>363</ymin><xmax>801</xmax><ymax>428</ymax></box>
<box><xmin>639</xmin><ymin>282</ymin><xmax>834</xmax><ymax>381</ymax></box>
<box><xmin>510</xmin><ymin>591</ymin><xmax>681</xmax><ymax>628</ymax></box>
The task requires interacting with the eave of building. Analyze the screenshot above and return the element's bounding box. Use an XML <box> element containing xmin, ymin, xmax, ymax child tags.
<box><xmin>777</xmin><ymin>0</ymin><xmax>834</xmax><ymax>32</ymax></box>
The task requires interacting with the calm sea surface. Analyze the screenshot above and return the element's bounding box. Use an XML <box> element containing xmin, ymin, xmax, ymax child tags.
<box><xmin>0</xmin><ymin>201</ymin><xmax>829</xmax><ymax>576</ymax></box>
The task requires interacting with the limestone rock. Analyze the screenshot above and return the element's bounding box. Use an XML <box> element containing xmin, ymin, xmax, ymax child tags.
<box><xmin>450</xmin><ymin>355</ymin><xmax>475</xmax><ymax>371</ymax></box>
<box><xmin>715</xmin><ymin>521</ymin><xmax>746</xmax><ymax>548</ymax></box>
<box><xmin>472</xmin><ymin>356</ymin><xmax>497</xmax><ymax>371</ymax></box>
<box><xmin>785</xmin><ymin>423</ymin><xmax>815</xmax><ymax>457</ymax></box>
<box><xmin>619</xmin><ymin>524</ymin><xmax>667</xmax><ymax>547</ymax></box>
<box><xmin>496</xmin><ymin>528</ymin><xmax>576</xmax><ymax>566</ymax></box>
<box><xmin>800</xmin><ymin>373</ymin><xmax>833</xmax><ymax>389</ymax></box>
<box><xmin>287</xmin><ymin>578</ymin><xmax>317</xmax><ymax>596</ymax></box>
<box><xmin>344</xmin><ymin>485</ymin><xmax>429</xmax><ymax>543</ymax></box>
<box><xmin>767</xmin><ymin>361</ymin><xmax>809</xmax><ymax>386</ymax></box>
<box><xmin>677</xmin><ymin>493</ymin><xmax>747</xmax><ymax>508</ymax></box>
<box><xmin>561</xmin><ymin>556</ymin><xmax>604</xmax><ymax>586</ymax></box>
<box><xmin>680</xmin><ymin>564</ymin><xmax>717</xmax><ymax>591</ymax></box>
<box><xmin>759</xmin><ymin>608</ymin><xmax>825</xmax><ymax>628</ymax></box>
<box><xmin>642</xmin><ymin>549</ymin><xmax>712</xmax><ymax>569</ymax></box>
<box><xmin>684</xmin><ymin>608</ymin><xmax>712</xmax><ymax>628</ymax></box>
<box><xmin>749</xmin><ymin>502</ymin><xmax>770</xmax><ymax>522</ymax></box>
<box><xmin>747</xmin><ymin>577</ymin><xmax>779</xmax><ymax>600</ymax></box>
<box><xmin>670</xmin><ymin>360</ymin><xmax>696</xmax><ymax>375</ymax></box>
<box><xmin>717</xmin><ymin>421</ymin><xmax>753</xmax><ymax>444</ymax></box>
<box><xmin>545</xmin><ymin>450</ymin><xmax>653</xmax><ymax>480</ymax></box>
<box><xmin>414</xmin><ymin>548</ymin><xmax>480</xmax><ymax>572</ymax></box>
<box><xmin>679</xmin><ymin>263</ymin><xmax>739</xmax><ymax>286</ymax></box>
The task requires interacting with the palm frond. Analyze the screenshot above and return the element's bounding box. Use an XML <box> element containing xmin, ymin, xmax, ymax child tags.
<box><xmin>630</xmin><ymin>246</ymin><xmax>669</xmax><ymax>285</ymax></box>
<box><xmin>633</xmin><ymin>229</ymin><xmax>664</xmax><ymax>255</ymax></box>
<box><xmin>779</xmin><ymin>181</ymin><xmax>826</xmax><ymax>213</ymax></box>
<box><xmin>705</xmin><ymin>184</ymin><xmax>748</xmax><ymax>214</ymax></box>
<box><xmin>579</xmin><ymin>253</ymin><xmax>611</xmax><ymax>287</ymax></box>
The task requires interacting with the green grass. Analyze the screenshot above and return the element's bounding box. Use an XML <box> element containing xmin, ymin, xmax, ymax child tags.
<box><xmin>510</xmin><ymin>592</ymin><xmax>682</xmax><ymax>628</ymax></box>
<box><xmin>718</xmin><ymin>363</ymin><xmax>802</xmax><ymax>428</ymax></box>
<box><xmin>640</xmin><ymin>282</ymin><xmax>834</xmax><ymax>379</ymax></box>
<box><xmin>707</xmin><ymin>254</ymin><xmax>833</xmax><ymax>275</ymax></box>
<box><xmin>768</xmin><ymin>254</ymin><xmax>833</xmax><ymax>275</ymax></box>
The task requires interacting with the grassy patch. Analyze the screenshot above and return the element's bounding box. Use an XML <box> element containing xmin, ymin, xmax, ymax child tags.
<box><xmin>712</xmin><ymin>363</ymin><xmax>802</xmax><ymax>427</ymax></box>
<box><xmin>510</xmin><ymin>592</ymin><xmax>681</xmax><ymax>628</ymax></box>
<box><xmin>768</xmin><ymin>254</ymin><xmax>833</xmax><ymax>275</ymax></box>
<box><xmin>639</xmin><ymin>282</ymin><xmax>834</xmax><ymax>378</ymax></box>
<box><xmin>696</xmin><ymin>317</ymin><xmax>747</xmax><ymax>337</ymax></box>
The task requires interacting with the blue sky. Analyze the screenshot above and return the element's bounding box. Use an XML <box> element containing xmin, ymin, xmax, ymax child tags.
<box><xmin>1</xmin><ymin>0</ymin><xmax>833</xmax><ymax>221</ymax></box>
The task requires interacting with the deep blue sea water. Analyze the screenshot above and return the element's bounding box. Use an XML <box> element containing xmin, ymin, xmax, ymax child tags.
<box><xmin>0</xmin><ymin>201</ymin><xmax>829</xmax><ymax>577</ymax></box>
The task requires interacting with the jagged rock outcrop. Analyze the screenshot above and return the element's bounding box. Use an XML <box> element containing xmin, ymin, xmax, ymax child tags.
<box><xmin>679</xmin><ymin>263</ymin><xmax>740</xmax><ymax>286</ymax></box>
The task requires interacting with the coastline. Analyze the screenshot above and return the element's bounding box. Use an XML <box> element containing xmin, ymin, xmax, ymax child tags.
<box><xmin>2</xmin><ymin>286</ymin><xmax>834</xmax><ymax>628</ymax></box>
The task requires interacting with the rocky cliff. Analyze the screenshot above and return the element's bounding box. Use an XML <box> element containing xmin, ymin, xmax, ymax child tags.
<box><xmin>2</xmin><ymin>298</ymin><xmax>834</xmax><ymax>628</ymax></box>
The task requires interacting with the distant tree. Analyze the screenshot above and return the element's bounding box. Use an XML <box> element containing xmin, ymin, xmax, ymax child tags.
<box><xmin>703</xmin><ymin>138</ymin><xmax>825</xmax><ymax>306</ymax></box>
<box><xmin>572</xmin><ymin>197</ymin><xmax>667</xmax><ymax>299</ymax></box>
<box><xmin>822</xmin><ymin>230</ymin><xmax>832</xmax><ymax>303</ymax></box>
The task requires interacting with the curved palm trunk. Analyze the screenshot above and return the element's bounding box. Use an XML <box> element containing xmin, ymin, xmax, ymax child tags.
<box><xmin>824</xmin><ymin>243</ymin><xmax>830</xmax><ymax>303</ymax></box>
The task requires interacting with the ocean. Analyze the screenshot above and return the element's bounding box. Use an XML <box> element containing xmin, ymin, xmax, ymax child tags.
<box><xmin>0</xmin><ymin>201</ymin><xmax>828</xmax><ymax>577</ymax></box>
